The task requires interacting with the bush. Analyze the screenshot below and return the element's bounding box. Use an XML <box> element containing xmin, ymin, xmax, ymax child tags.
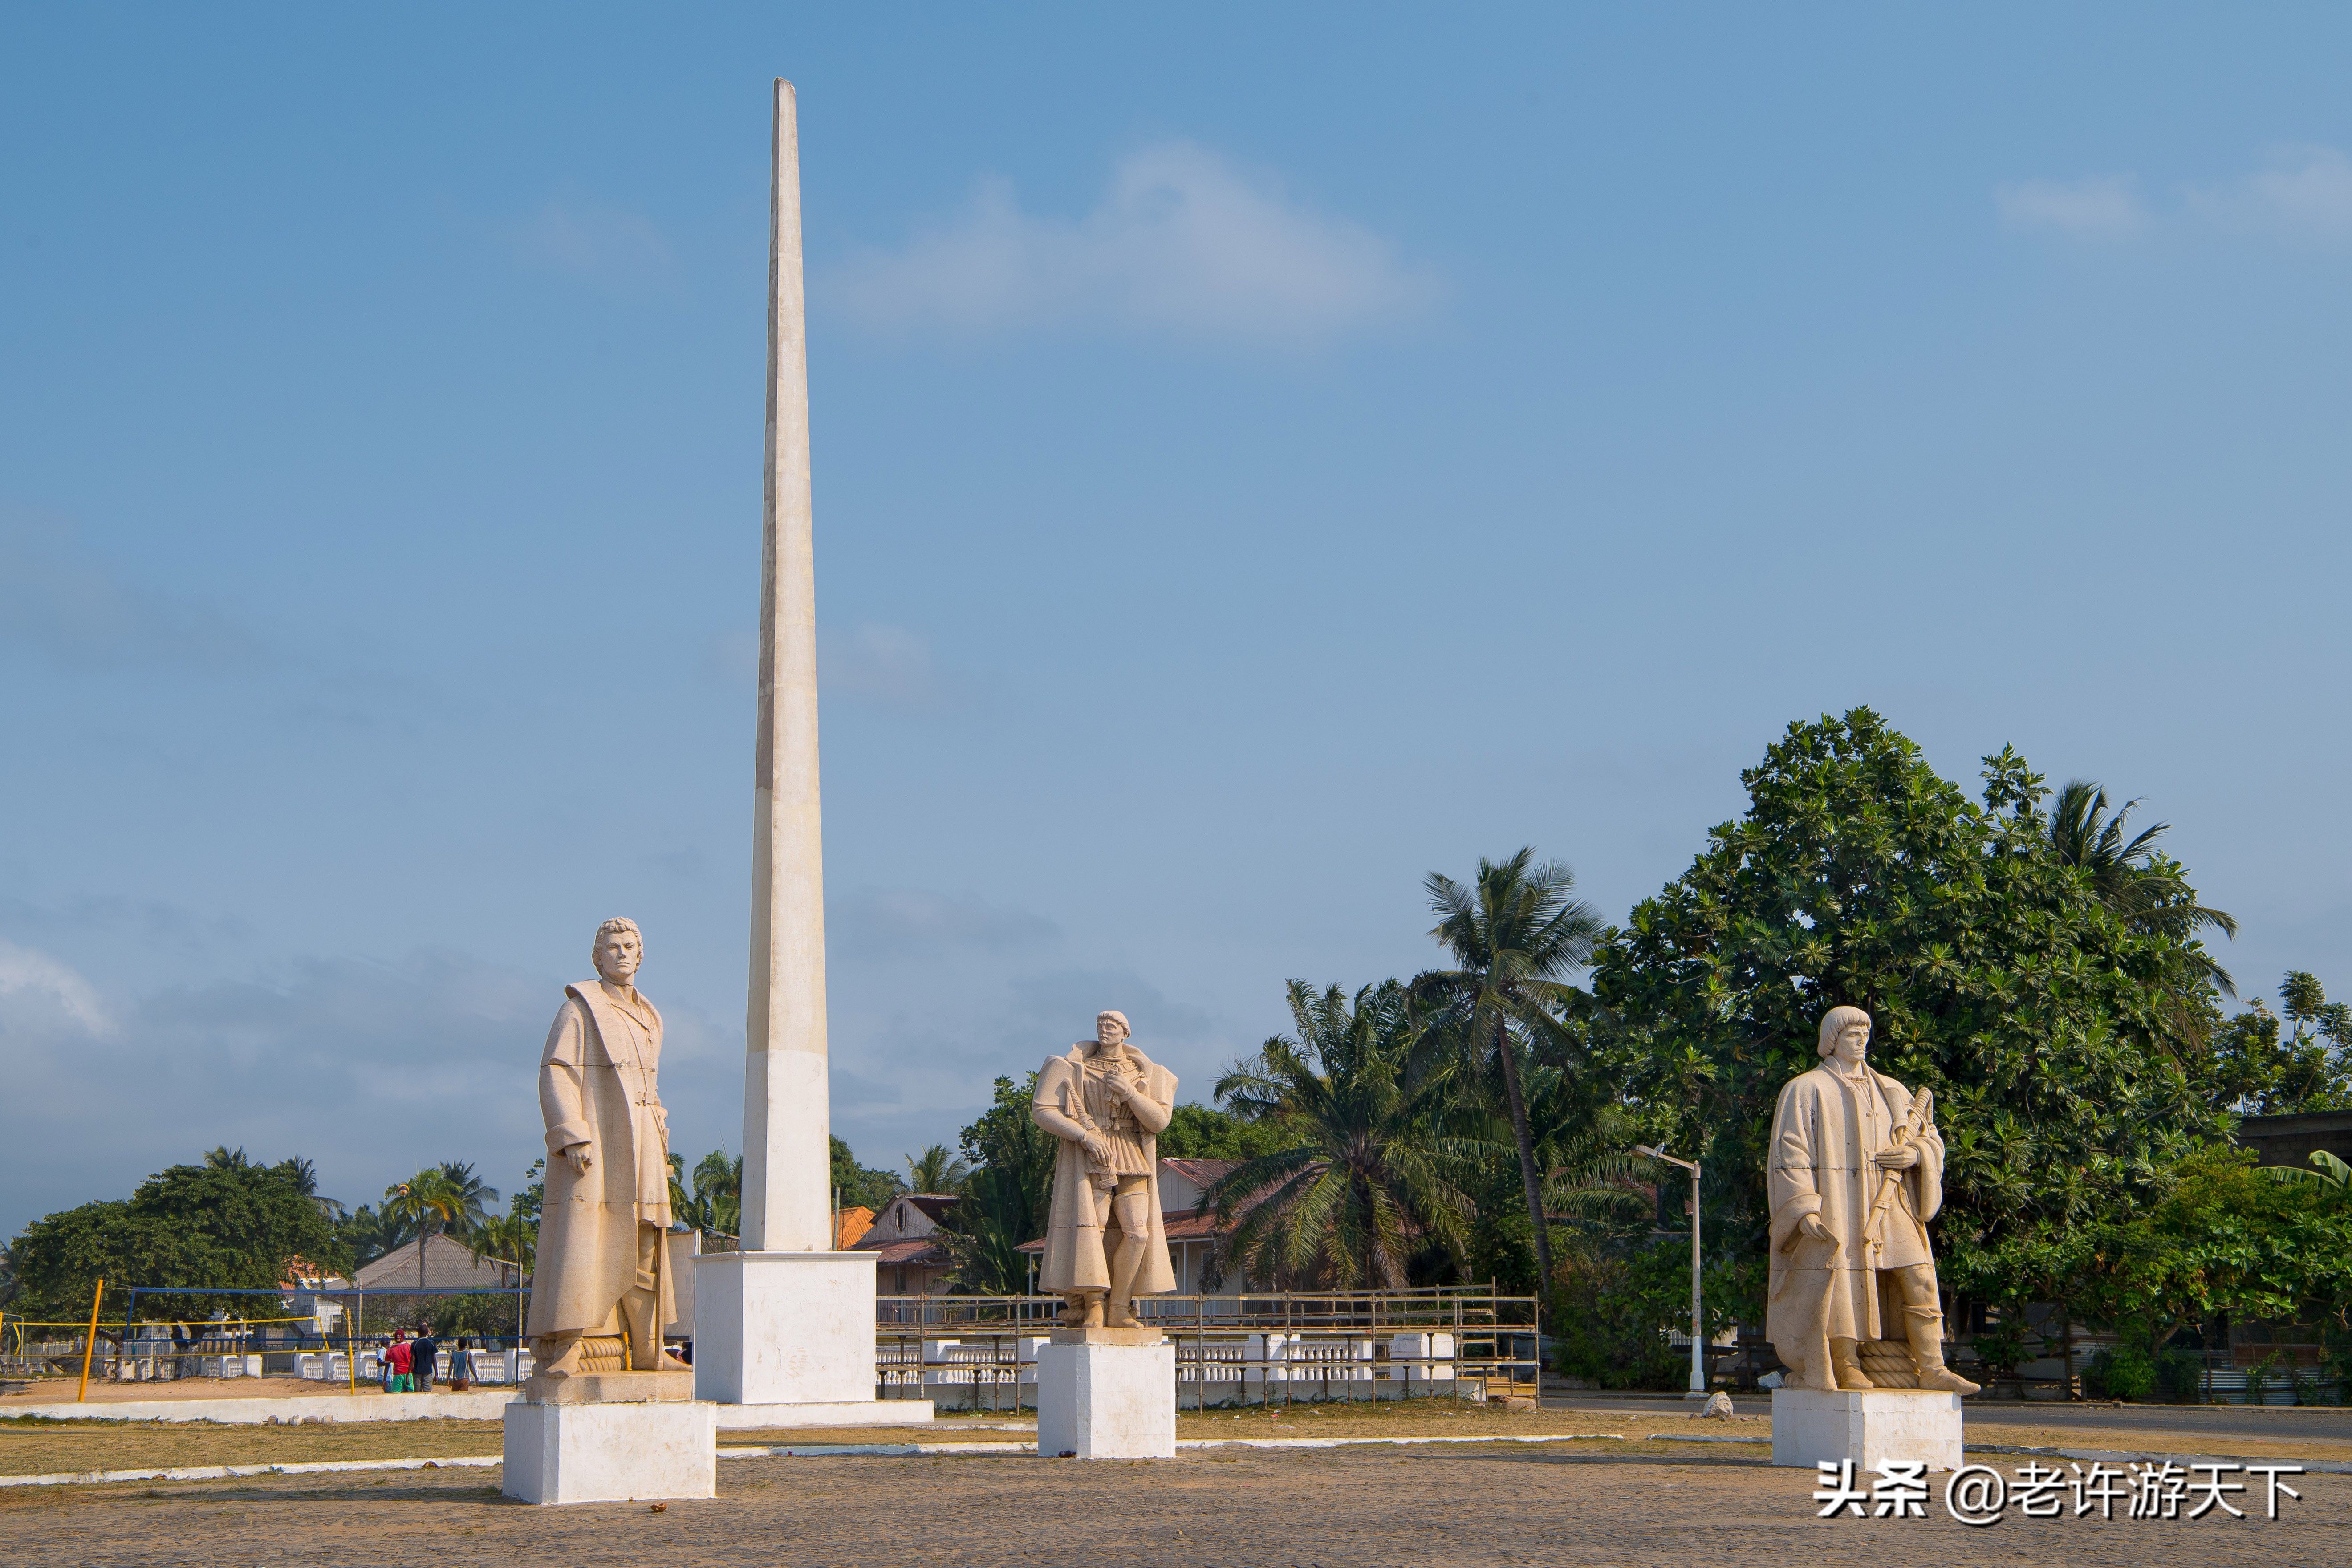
<box><xmin>2083</xmin><ymin>1343</ymin><xmax>2155</xmax><ymax>1401</ymax></box>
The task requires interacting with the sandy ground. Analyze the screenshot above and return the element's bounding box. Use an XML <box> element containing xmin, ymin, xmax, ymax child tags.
<box><xmin>10</xmin><ymin>1394</ymin><xmax>2350</xmax><ymax>1479</ymax></box>
<box><xmin>1</xmin><ymin>1446</ymin><xmax>2343</xmax><ymax>1568</ymax></box>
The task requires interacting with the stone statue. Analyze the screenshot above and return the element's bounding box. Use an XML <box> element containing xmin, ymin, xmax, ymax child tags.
<box><xmin>1030</xmin><ymin>1011</ymin><xmax>1178</xmax><ymax>1328</ymax></box>
<box><xmin>1765</xmin><ymin>1006</ymin><xmax>1979</xmax><ymax>1395</ymax></box>
<box><xmin>526</xmin><ymin>918</ymin><xmax>689</xmax><ymax>1387</ymax></box>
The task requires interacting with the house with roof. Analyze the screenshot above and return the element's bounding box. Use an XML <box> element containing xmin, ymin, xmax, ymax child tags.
<box><xmin>1010</xmin><ymin>1157</ymin><xmax>1252</xmax><ymax>1298</ymax></box>
<box><xmin>855</xmin><ymin>1193</ymin><xmax>961</xmax><ymax>1295</ymax></box>
<box><xmin>352</xmin><ymin>1233</ymin><xmax>527</xmax><ymax>1292</ymax></box>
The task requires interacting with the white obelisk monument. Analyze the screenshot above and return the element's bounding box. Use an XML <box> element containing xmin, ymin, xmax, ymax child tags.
<box><xmin>691</xmin><ymin>78</ymin><xmax>906</xmax><ymax>1424</ymax></box>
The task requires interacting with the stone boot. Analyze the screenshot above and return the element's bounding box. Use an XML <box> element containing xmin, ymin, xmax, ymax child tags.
<box><xmin>532</xmin><ymin>1332</ymin><xmax>585</xmax><ymax>1381</ymax></box>
<box><xmin>1906</xmin><ymin>1321</ymin><xmax>1981</xmax><ymax>1395</ymax></box>
<box><xmin>1829</xmin><ymin>1338</ymin><xmax>1877</xmax><ymax>1391</ymax></box>
<box><xmin>622</xmin><ymin>1291</ymin><xmax>689</xmax><ymax>1372</ymax></box>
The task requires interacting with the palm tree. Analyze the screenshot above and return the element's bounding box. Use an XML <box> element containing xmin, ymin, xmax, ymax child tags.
<box><xmin>276</xmin><ymin>1157</ymin><xmax>348</xmax><ymax>1221</ymax></box>
<box><xmin>384</xmin><ymin>1171</ymin><xmax>463</xmax><ymax>1289</ymax></box>
<box><xmin>468</xmin><ymin>1201</ymin><xmax>537</xmax><ymax>1282</ymax></box>
<box><xmin>694</xmin><ymin>1150</ymin><xmax>743</xmax><ymax>1236</ymax></box>
<box><xmin>338</xmin><ymin>1204</ymin><xmax>412</xmax><ymax>1267</ymax></box>
<box><xmin>1207</xmin><ymin>980</ymin><xmax>1484</xmax><ymax>1289</ymax></box>
<box><xmin>905</xmin><ymin>1144</ymin><xmax>971</xmax><ymax>1196</ymax></box>
<box><xmin>431</xmin><ymin>1162</ymin><xmax>499</xmax><ymax>1239</ymax></box>
<box><xmin>1410</xmin><ymin>849</ymin><xmax>1605</xmax><ymax>1311</ymax></box>
<box><xmin>203</xmin><ymin>1146</ymin><xmax>251</xmax><ymax>1170</ymax></box>
<box><xmin>2047</xmin><ymin>781</ymin><xmax>2239</xmax><ymax>995</ymax></box>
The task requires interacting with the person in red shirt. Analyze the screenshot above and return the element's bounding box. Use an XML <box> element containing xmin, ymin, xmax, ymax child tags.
<box><xmin>387</xmin><ymin>1334</ymin><xmax>414</xmax><ymax>1393</ymax></box>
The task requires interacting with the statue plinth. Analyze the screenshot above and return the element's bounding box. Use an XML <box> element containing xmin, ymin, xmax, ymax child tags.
<box><xmin>502</xmin><ymin>1399</ymin><xmax>717</xmax><ymax>1504</ymax></box>
<box><xmin>521</xmin><ymin>1368</ymin><xmax>696</xmax><ymax>1405</ymax></box>
<box><xmin>1770</xmin><ymin>1386</ymin><xmax>1963</xmax><ymax>1472</ymax></box>
<box><xmin>1048</xmin><ymin>1326</ymin><xmax>1165</xmax><ymax>1348</ymax></box>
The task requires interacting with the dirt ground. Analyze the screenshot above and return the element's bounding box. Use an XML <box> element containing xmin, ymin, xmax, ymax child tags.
<box><xmin>8</xmin><ymin>1395</ymin><xmax>2349</xmax><ymax>1477</ymax></box>
<box><xmin>1</xmin><ymin>1445</ymin><xmax>2343</xmax><ymax>1568</ymax></box>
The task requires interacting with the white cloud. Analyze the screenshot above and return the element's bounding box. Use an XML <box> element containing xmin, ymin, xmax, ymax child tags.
<box><xmin>832</xmin><ymin>142</ymin><xmax>1437</xmax><ymax>342</ymax></box>
<box><xmin>2192</xmin><ymin>145</ymin><xmax>2352</xmax><ymax>239</ymax></box>
<box><xmin>507</xmin><ymin>198</ymin><xmax>674</xmax><ymax>291</ymax></box>
<box><xmin>1995</xmin><ymin>175</ymin><xmax>2146</xmax><ymax>239</ymax></box>
<box><xmin>0</xmin><ymin>939</ymin><xmax>114</xmax><ymax>1037</ymax></box>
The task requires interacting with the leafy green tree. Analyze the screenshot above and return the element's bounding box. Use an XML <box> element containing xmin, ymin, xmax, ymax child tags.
<box><xmin>2208</xmin><ymin>975</ymin><xmax>2352</xmax><ymax>1114</ymax></box>
<box><xmin>829</xmin><ymin>1137</ymin><xmax>905</xmax><ymax>1214</ymax></box>
<box><xmin>668</xmin><ymin>1150</ymin><xmax>742</xmax><ymax>1237</ymax></box>
<box><xmin>9</xmin><ymin>1156</ymin><xmax>340</xmax><ymax>1321</ymax></box>
<box><xmin>2074</xmin><ymin>1146</ymin><xmax>2352</xmax><ymax>1390</ymax></box>
<box><xmin>904</xmin><ymin>1144</ymin><xmax>971</xmax><ymax>1195</ymax></box>
<box><xmin>1589</xmin><ymin>709</ymin><xmax>2233</xmax><ymax>1336</ymax></box>
<box><xmin>1411</xmin><ymin>849</ymin><xmax>1605</xmax><ymax>1310</ymax></box>
<box><xmin>1154</xmin><ymin>1103</ymin><xmax>1294</xmax><ymax>1162</ymax></box>
<box><xmin>935</xmin><ymin>1075</ymin><xmax>1059</xmax><ymax>1294</ymax></box>
<box><xmin>1209</xmin><ymin>981</ymin><xmax>1484</xmax><ymax>1289</ymax></box>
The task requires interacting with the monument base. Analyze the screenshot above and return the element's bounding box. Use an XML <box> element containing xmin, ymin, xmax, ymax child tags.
<box><xmin>501</xmin><ymin>1400</ymin><xmax>717</xmax><ymax>1504</ymax></box>
<box><xmin>521</xmin><ymin>1368</ymin><xmax>695</xmax><ymax>1405</ymax></box>
<box><xmin>1049</xmin><ymin>1326</ymin><xmax>1166</xmax><ymax>1347</ymax></box>
<box><xmin>692</xmin><ymin>1249</ymin><xmax>880</xmax><ymax>1408</ymax></box>
<box><xmin>1770</xmin><ymin>1387</ymin><xmax>1964</xmax><ymax>1471</ymax></box>
<box><xmin>1036</xmin><ymin>1339</ymin><xmax>1174</xmax><ymax>1459</ymax></box>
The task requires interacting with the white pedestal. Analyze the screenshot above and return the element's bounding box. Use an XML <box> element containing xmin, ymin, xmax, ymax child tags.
<box><xmin>1770</xmin><ymin>1387</ymin><xmax>1964</xmax><ymax>1471</ymax></box>
<box><xmin>1037</xmin><ymin>1341</ymin><xmax>1176</xmax><ymax>1459</ymax></box>
<box><xmin>692</xmin><ymin>1250</ymin><xmax>885</xmax><ymax>1410</ymax></box>
<box><xmin>501</xmin><ymin>1400</ymin><xmax>717</xmax><ymax>1504</ymax></box>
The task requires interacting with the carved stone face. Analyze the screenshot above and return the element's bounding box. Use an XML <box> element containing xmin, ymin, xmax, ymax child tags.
<box><xmin>1829</xmin><ymin>1020</ymin><xmax>1869</xmax><ymax>1069</ymax></box>
<box><xmin>1094</xmin><ymin>1014</ymin><xmax>1130</xmax><ymax>1054</ymax></box>
<box><xmin>594</xmin><ymin>926</ymin><xmax>642</xmax><ymax>987</ymax></box>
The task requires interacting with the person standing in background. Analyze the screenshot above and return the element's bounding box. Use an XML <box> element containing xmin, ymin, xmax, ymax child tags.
<box><xmin>410</xmin><ymin>1329</ymin><xmax>439</xmax><ymax>1392</ymax></box>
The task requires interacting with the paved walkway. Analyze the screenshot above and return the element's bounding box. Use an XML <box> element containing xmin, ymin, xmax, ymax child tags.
<box><xmin>3</xmin><ymin>1446</ymin><xmax>2341</xmax><ymax>1566</ymax></box>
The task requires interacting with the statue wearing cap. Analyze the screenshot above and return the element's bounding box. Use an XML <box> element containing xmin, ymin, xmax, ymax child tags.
<box><xmin>1030</xmin><ymin>1011</ymin><xmax>1178</xmax><ymax>1327</ymax></box>
<box><xmin>1765</xmin><ymin>1005</ymin><xmax>1978</xmax><ymax>1395</ymax></box>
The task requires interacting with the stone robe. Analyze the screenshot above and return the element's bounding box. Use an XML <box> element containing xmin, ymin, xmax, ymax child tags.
<box><xmin>1031</xmin><ymin>1044</ymin><xmax>1178</xmax><ymax>1297</ymax></box>
<box><xmin>526</xmin><ymin>982</ymin><xmax>676</xmax><ymax>1341</ymax></box>
<box><xmin>1765</xmin><ymin>1063</ymin><xmax>1943</xmax><ymax>1389</ymax></box>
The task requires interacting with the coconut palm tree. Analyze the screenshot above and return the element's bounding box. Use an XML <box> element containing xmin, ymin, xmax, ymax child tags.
<box><xmin>1206</xmin><ymin>980</ymin><xmax>1485</xmax><ymax>1289</ymax></box>
<box><xmin>1410</xmin><ymin>849</ymin><xmax>1604</xmax><ymax>1312</ymax></box>
<box><xmin>276</xmin><ymin>1156</ymin><xmax>347</xmax><ymax>1221</ymax></box>
<box><xmin>468</xmin><ymin>1201</ymin><xmax>537</xmax><ymax>1281</ymax></box>
<box><xmin>2047</xmin><ymin>780</ymin><xmax>2238</xmax><ymax>995</ymax></box>
<box><xmin>904</xmin><ymin>1144</ymin><xmax>971</xmax><ymax>1196</ymax></box>
<box><xmin>430</xmin><ymin>1162</ymin><xmax>499</xmax><ymax>1239</ymax></box>
<box><xmin>384</xmin><ymin>1171</ymin><xmax>463</xmax><ymax>1289</ymax></box>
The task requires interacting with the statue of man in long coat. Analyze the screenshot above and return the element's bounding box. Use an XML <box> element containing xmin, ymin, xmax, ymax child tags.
<box><xmin>1030</xmin><ymin>1011</ymin><xmax>1177</xmax><ymax>1328</ymax></box>
<box><xmin>526</xmin><ymin>918</ymin><xmax>687</xmax><ymax>1380</ymax></box>
<box><xmin>1765</xmin><ymin>1006</ymin><xmax>1978</xmax><ymax>1394</ymax></box>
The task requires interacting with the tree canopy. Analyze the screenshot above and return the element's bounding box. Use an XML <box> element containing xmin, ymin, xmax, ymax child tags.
<box><xmin>1590</xmin><ymin>708</ymin><xmax>2236</xmax><ymax>1327</ymax></box>
<box><xmin>9</xmin><ymin>1155</ymin><xmax>343</xmax><ymax>1321</ymax></box>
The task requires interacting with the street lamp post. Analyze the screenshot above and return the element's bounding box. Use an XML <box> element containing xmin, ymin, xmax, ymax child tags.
<box><xmin>1635</xmin><ymin>1144</ymin><xmax>1706</xmax><ymax>1399</ymax></box>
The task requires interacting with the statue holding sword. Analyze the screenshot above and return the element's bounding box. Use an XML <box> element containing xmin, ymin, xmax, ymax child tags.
<box><xmin>1764</xmin><ymin>1006</ymin><xmax>1980</xmax><ymax>1394</ymax></box>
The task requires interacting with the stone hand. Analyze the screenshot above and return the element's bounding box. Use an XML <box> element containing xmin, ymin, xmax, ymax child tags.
<box><xmin>1873</xmin><ymin>1145</ymin><xmax>1921</xmax><ymax>1170</ymax></box>
<box><xmin>1796</xmin><ymin>1212</ymin><xmax>1835</xmax><ymax>1244</ymax></box>
<box><xmin>1081</xmin><ymin>1133</ymin><xmax>1113</xmax><ymax>1165</ymax></box>
<box><xmin>565</xmin><ymin>1143</ymin><xmax>594</xmax><ymax>1176</ymax></box>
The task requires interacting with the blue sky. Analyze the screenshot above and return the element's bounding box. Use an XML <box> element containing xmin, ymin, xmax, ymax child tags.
<box><xmin>5</xmin><ymin>5</ymin><xmax>2351</xmax><ymax>1239</ymax></box>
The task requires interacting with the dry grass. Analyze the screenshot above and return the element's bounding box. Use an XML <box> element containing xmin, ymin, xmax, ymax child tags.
<box><xmin>0</xmin><ymin>1416</ymin><xmax>505</xmax><ymax>1476</ymax></box>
